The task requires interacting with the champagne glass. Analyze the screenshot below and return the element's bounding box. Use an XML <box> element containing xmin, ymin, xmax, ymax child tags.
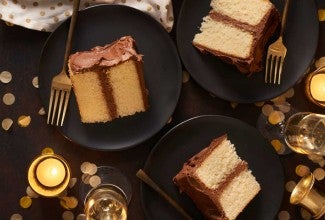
<box><xmin>80</xmin><ymin>166</ymin><xmax>132</xmax><ymax>220</ymax></box>
<box><xmin>283</xmin><ymin>112</ymin><xmax>325</xmax><ymax>155</ymax></box>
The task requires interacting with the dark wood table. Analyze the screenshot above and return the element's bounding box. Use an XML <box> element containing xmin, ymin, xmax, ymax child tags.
<box><xmin>1</xmin><ymin>0</ymin><xmax>325</xmax><ymax>219</ymax></box>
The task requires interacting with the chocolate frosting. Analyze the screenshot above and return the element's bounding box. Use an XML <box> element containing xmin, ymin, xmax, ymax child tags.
<box><xmin>69</xmin><ymin>36</ymin><xmax>143</xmax><ymax>72</ymax></box>
<box><xmin>173</xmin><ymin>135</ymin><xmax>248</xmax><ymax>220</ymax></box>
<box><xmin>193</xmin><ymin>5</ymin><xmax>280</xmax><ymax>74</ymax></box>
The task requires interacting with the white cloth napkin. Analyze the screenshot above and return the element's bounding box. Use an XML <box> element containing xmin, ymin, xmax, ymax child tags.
<box><xmin>0</xmin><ymin>0</ymin><xmax>174</xmax><ymax>32</ymax></box>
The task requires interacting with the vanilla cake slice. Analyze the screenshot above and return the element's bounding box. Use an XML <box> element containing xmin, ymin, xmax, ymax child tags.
<box><xmin>193</xmin><ymin>0</ymin><xmax>280</xmax><ymax>74</ymax></box>
<box><xmin>68</xmin><ymin>36</ymin><xmax>149</xmax><ymax>123</ymax></box>
<box><xmin>173</xmin><ymin>135</ymin><xmax>261</xmax><ymax>220</ymax></box>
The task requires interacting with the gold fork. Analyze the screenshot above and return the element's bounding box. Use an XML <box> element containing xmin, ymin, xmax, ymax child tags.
<box><xmin>47</xmin><ymin>0</ymin><xmax>80</xmax><ymax>126</ymax></box>
<box><xmin>265</xmin><ymin>0</ymin><xmax>290</xmax><ymax>84</ymax></box>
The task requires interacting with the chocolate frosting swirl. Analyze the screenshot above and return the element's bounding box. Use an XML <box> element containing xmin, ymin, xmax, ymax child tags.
<box><xmin>69</xmin><ymin>36</ymin><xmax>143</xmax><ymax>72</ymax></box>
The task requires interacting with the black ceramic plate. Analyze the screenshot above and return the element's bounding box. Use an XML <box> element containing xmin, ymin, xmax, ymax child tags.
<box><xmin>177</xmin><ymin>0</ymin><xmax>318</xmax><ymax>103</ymax></box>
<box><xmin>39</xmin><ymin>5</ymin><xmax>182</xmax><ymax>150</ymax></box>
<box><xmin>141</xmin><ymin>115</ymin><xmax>284</xmax><ymax>220</ymax></box>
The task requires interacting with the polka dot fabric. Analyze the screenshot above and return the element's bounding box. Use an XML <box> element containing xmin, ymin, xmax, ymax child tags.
<box><xmin>0</xmin><ymin>0</ymin><xmax>174</xmax><ymax>32</ymax></box>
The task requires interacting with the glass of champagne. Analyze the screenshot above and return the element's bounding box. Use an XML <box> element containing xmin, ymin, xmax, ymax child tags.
<box><xmin>81</xmin><ymin>166</ymin><xmax>132</xmax><ymax>220</ymax></box>
<box><xmin>284</xmin><ymin>112</ymin><xmax>325</xmax><ymax>155</ymax></box>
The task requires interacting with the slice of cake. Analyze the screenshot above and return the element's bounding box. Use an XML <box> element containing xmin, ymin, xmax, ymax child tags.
<box><xmin>193</xmin><ymin>0</ymin><xmax>280</xmax><ymax>74</ymax></box>
<box><xmin>173</xmin><ymin>135</ymin><xmax>261</xmax><ymax>220</ymax></box>
<box><xmin>68</xmin><ymin>36</ymin><xmax>149</xmax><ymax>123</ymax></box>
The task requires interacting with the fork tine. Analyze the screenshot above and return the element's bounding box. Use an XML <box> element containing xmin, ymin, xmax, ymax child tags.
<box><xmin>269</xmin><ymin>55</ymin><xmax>275</xmax><ymax>83</ymax></box>
<box><xmin>47</xmin><ymin>88</ymin><xmax>55</xmax><ymax>124</ymax></box>
<box><xmin>278</xmin><ymin>57</ymin><xmax>284</xmax><ymax>84</ymax></box>
<box><xmin>273</xmin><ymin>56</ymin><xmax>280</xmax><ymax>84</ymax></box>
<box><xmin>60</xmin><ymin>91</ymin><xmax>71</xmax><ymax>126</ymax></box>
<box><xmin>265</xmin><ymin>55</ymin><xmax>270</xmax><ymax>83</ymax></box>
<box><xmin>56</xmin><ymin>90</ymin><xmax>66</xmax><ymax>126</ymax></box>
<box><xmin>51</xmin><ymin>89</ymin><xmax>60</xmax><ymax>125</ymax></box>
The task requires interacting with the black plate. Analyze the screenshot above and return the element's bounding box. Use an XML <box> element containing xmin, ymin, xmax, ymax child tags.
<box><xmin>39</xmin><ymin>5</ymin><xmax>182</xmax><ymax>150</ymax></box>
<box><xmin>141</xmin><ymin>115</ymin><xmax>284</xmax><ymax>220</ymax></box>
<box><xmin>177</xmin><ymin>0</ymin><xmax>318</xmax><ymax>103</ymax></box>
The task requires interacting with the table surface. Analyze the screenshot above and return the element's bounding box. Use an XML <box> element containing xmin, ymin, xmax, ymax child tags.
<box><xmin>1</xmin><ymin>0</ymin><xmax>325</xmax><ymax>219</ymax></box>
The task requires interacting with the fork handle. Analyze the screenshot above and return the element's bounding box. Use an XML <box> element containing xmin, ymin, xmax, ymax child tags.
<box><xmin>280</xmin><ymin>0</ymin><xmax>290</xmax><ymax>37</ymax></box>
<box><xmin>62</xmin><ymin>0</ymin><xmax>81</xmax><ymax>73</ymax></box>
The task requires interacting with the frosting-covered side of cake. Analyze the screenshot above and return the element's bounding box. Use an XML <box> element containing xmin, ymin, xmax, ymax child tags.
<box><xmin>173</xmin><ymin>135</ymin><xmax>261</xmax><ymax>220</ymax></box>
<box><xmin>68</xmin><ymin>36</ymin><xmax>149</xmax><ymax>123</ymax></box>
<box><xmin>193</xmin><ymin>0</ymin><xmax>280</xmax><ymax>74</ymax></box>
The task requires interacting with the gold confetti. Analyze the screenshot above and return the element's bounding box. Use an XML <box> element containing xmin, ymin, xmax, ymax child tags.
<box><xmin>285</xmin><ymin>180</ymin><xmax>296</xmax><ymax>192</ymax></box>
<box><xmin>26</xmin><ymin>186</ymin><xmax>39</xmax><ymax>198</ymax></box>
<box><xmin>62</xmin><ymin>210</ymin><xmax>74</xmax><ymax>220</ymax></box>
<box><xmin>32</xmin><ymin>76</ymin><xmax>39</xmax><ymax>88</ymax></box>
<box><xmin>89</xmin><ymin>175</ymin><xmax>101</xmax><ymax>188</ymax></box>
<box><xmin>0</xmin><ymin>70</ymin><xmax>12</xmax><ymax>83</ymax></box>
<box><xmin>38</xmin><ymin>107</ymin><xmax>46</xmax><ymax>115</ymax></box>
<box><xmin>254</xmin><ymin>101</ymin><xmax>265</xmax><ymax>107</ymax></box>
<box><xmin>18</xmin><ymin>115</ymin><xmax>31</xmax><ymax>127</ymax></box>
<box><xmin>313</xmin><ymin>168</ymin><xmax>325</xmax><ymax>181</ymax></box>
<box><xmin>61</xmin><ymin>196</ymin><xmax>78</xmax><ymax>209</ymax></box>
<box><xmin>230</xmin><ymin>102</ymin><xmax>238</xmax><ymax>109</ymax></box>
<box><xmin>41</xmin><ymin>147</ymin><xmax>54</xmax><ymax>155</ymax></box>
<box><xmin>275</xmin><ymin>102</ymin><xmax>291</xmax><ymax>113</ymax></box>
<box><xmin>261</xmin><ymin>104</ymin><xmax>273</xmax><ymax>116</ymax></box>
<box><xmin>295</xmin><ymin>165</ymin><xmax>310</xmax><ymax>177</ymax></box>
<box><xmin>2</xmin><ymin>118</ymin><xmax>13</xmax><ymax>131</ymax></box>
<box><xmin>268</xmin><ymin>111</ymin><xmax>285</xmax><ymax>125</ymax></box>
<box><xmin>76</xmin><ymin>214</ymin><xmax>86</xmax><ymax>220</ymax></box>
<box><xmin>68</xmin><ymin>177</ymin><xmax>77</xmax><ymax>188</ymax></box>
<box><xmin>270</xmin><ymin>139</ymin><xmax>284</xmax><ymax>153</ymax></box>
<box><xmin>307</xmin><ymin>154</ymin><xmax>324</xmax><ymax>163</ymax></box>
<box><xmin>319</xmin><ymin>10</ymin><xmax>325</xmax><ymax>22</ymax></box>
<box><xmin>318</xmin><ymin>159</ymin><xmax>325</xmax><ymax>168</ymax></box>
<box><xmin>315</xmin><ymin>57</ymin><xmax>325</xmax><ymax>69</ymax></box>
<box><xmin>80</xmin><ymin>161</ymin><xmax>92</xmax><ymax>174</ymax></box>
<box><xmin>10</xmin><ymin>213</ymin><xmax>23</xmax><ymax>220</ymax></box>
<box><xmin>300</xmin><ymin>208</ymin><xmax>312</xmax><ymax>220</ymax></box>
<box><xmin>3</xmin><ymin>93</ymin><xmax>15</xmax><ymax>105</ymax></box>
<box><xmin>88</xmin><ymin>164</ymin><xmax>98</xmax><ymax>176</ymax></box>
<box><xmin>19</xmin><ymin>196</ymin><xmax>32</xmax><ymax>208</ymax></box>
<box><xmin>271</xmin><ymin>95</ymin><xmax>286</xmax><ymax>105</ymax></box>
<box><xmin>278</xmin><ymin>210</ymin><xmax>290</xmax><ymax>220</ymax></box>
<box><xmin>182</xmin><ymin>70</ymin><xmax>190</xmax><ymax>83</ymax></box>
<box><xmin>81</xmin><ymin>173</ymin><xmax>91</xmax><ymax>184</ymax></box>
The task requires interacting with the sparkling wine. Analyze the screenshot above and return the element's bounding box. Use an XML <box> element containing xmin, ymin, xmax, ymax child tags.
<box><xmin>284</xmin><ymin>113</ymin><xmax>325</xmax><ymax>155</ymax></box>
<box><xmin>85</xmin><ymin>185</ymin><xmax>127</xmax><ymax>220</ymax></box>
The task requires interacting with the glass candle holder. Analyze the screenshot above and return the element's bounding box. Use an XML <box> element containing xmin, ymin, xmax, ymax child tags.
<box><xmin>305</xmin><ymin>66</ymin><xmax>325</xmax><ymax>108</ymax></box>
<box><xmin>28</xmin><ymin>152</ymin><xmax>71</xmax><ymax>197</ymax></box>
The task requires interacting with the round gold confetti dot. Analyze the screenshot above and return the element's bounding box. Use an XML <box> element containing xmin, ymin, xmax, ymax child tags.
<box><xmin>61</xmin><ymin>196</ymin><xmax>78</xmax><ymax>209</ymax></box>
<box><xmin>254</xmin><ymin>101</ymin><xmax>265</xmax><ymax>107</ymax></box>
<box><xmin>315</xmin><ymin>57</ymin><xmax>325</xmax><ymax>68</ymax></box>
<box><xmin>40</xmin><ymin>28</ymin><xmax>47</xmax><ymax>32</ymax></box>
<box><xmin>41</xmin><ymin>147</ymin><xmax>54</xmax><ymax>154</ymax></box>
<box><xmin>275</xmin><ymin>102</ymin><xmax>291</xmax><ymax>113</ymax></box>
<box><xmin>230</xmin><ymin>102</ymin><xmax>238</xmax><ymax>109</ymax></box>
<box><xmin>20</xmin><ymin>196</ymin><xmax>32</xmax><ymax>208</ymax></box>
<box><xmin>2</xmin><ymin>118</ymin><xmax>13</xmax><ymax>131</ymax></box>
<box><xmin>319</xmin><ymin>159</ymin><xmax>325</xmax><ymax>167</ymax></box>
<box><xmin>1</xmin><ymin>0</ymin><xmax>7</xmax><ymax>6</ymax></box>
<box><xmin>62</xmin><ymin>210</ymin><xmax>74</xmax><ymax>220</ymax></box>
<box><xmin>76</xmin><ymin>214</ymin><xmax>86</xmax><ymax>220</ymax></box>
<box><xmin>182</xmin><ymin>70</ymin><xmax>190</xmax><ymax>83</ymax></box>
<box><xmin>285</xmin><ymin>180</ymin><xmax>296</xmax><ymax>192</ymax></box>
<box><xmin>308</xmin><ymin>154</ymin><xmax>324</xmax><ymax>163</ymax></box>
<box><xmin>32</xmin><ymin>76</ymin><xmax>39</xmax><ymax>88</ymax></box>
<box><xmin>300</xmin><ymin>208</ymin><xmax>312</xmax><ymax>220</ymax></box>
<box><xmin>284</xmin><ymin>88</ymin><xmax>295</xmax><ymax>98</ymax></box>
<box><xmin>268</xmin><ymin>111</ymin><xmax>285</xmax><ymax>125</ymax></box>
<box><xmin>3</xmin><ymin>93</ymin><xmax>15</xmax><ymax>105</ymax></box>
<box><xmin>5</xmin><ymin>21</ymin><xmax>14</xmax><ymax>26</ymax></box>
<box><xmin>271</xmin><ymin>95</ymin><xmax>286</xmax><ymax>105</ymax></box>
<box><xmin>10</xmin><ymin>213</ymin><xmax>23</xmax><ymax>220</ymax></box>
<box><xmin>9</xmin><ymin>14</ymin><xmax>14</xmax><ymax>19</ymax></box>
<box><xmin>261</xmin><ymin>104</ymin><xmax>273</xmax><ymax>116</ymax></box>
<box><xmin>147</xmin><ymin>6</ymin><xmax>152</xmax><ymax>11</ymax></box>
<box><xmin>65</xmin><ymin>11</ymin><xmax>70</xmax><ymax>16</ymax></box>
<box><xmin>278</xmin><ymin>210</ymin><xmax>290</xmax><ymax>220</ymax></box>
<box><xmin>53</xmin><ymin>16</ymin><xmax>59</xmax><ymax>22</ymax></box>
<box><xmin>156</xmin><ymin>4</ymin><xmax>160</xmax><ymax>10</ymax></box>
<box><xmin>0</xmin><ymin>70</ymin><xmax>12</xmax><ymax>83</ymax></box>
<box><xmin>88</xmin><ymin>164</ymin><xmax>98</xmax><ymax>175</ymax></box>
<box><xmin>50</xmin><ymin>6</ymin><xmax>55</xmax><ymax>10</ymax></box>
<box><xmin>81</xmin><ymin>173</ymin><xmax>91</xmax><ymax>184</ymax></box>
<box><xmin>60</xmin><ymin>199</ymin><xmax>69</xmax><ymax>210</ymax></box>
<box><xmin>18</xmin><ymin>115</ymin><xmax>31</xmax><ymax>127</ymax></box>
<box><xmin>26</xmin><ymin>186</ymin><xmax>39</xmax><ymax>198</ymax></box>
<box><xmin>169</xmin><ymin>16</ymin><xmax>174</xmax><ymax>22</ymax></box>
<box><xmin>32</xmin><ymin>2</ymin><xmax>38</xmax><ymax>6</ymax></box>
<box><xmin>40</xmin><ymin>11</ymin><xmax>45</xmax><ymax>16</ymax></box>
<box><xmin>57</xmin><ymin>2</ymin><xmax>63</xmax><ymax>6</ymax></box>
<box><xmin>89</xmin><ymin>175</ymin><xmax>101</xmax><ymax>188</ymax></box>
<box><xmin>166</xmin><ymin>27</ymin><xmax>172</xmax><ymax>32</ymax></box>
<box><xmin>38</xmin><ymin>107</ymin><xmax>46</xmax><ymax>115</ymax></box>
<box><xmin>21</xmin><ymin>5</ymin><xmax>26</xmax><ymax>9</ymax></box>
<box><xmin>26</xmin><ymin>19</ymin><xmax>31</xmax><ymax>23</ymax></box>
<box><xmin>81</xmin><ymin>161</ymin><xmax>92</xmax><ymax>174</ymax></box>
<box><xmin>121</xmin><ymin>0</ymin><xmax>126</xmax><ymax>3</ymax></box>
<box><xmin>12</xmin><ymin>0</ymin><xmax>17</xmax><ymax>4</ymax></box>
<box><xmin>313</xmin><ymin>168</ymin><xmax>325</xmax><ymax>180</ymax></box>
<box><xmin>295</xmin><ymin>165</ymin><xmax>310</xmax><ymax>177</ymax></box>
<box><xmin>271</xmin><ymin>139</ymin><xmax>284</xmax><ymax>153</ymax></box>
<box><xmin>68</xmin><ymin>177</ymin><xmax>77</xmax><ymax>188</ymax></box>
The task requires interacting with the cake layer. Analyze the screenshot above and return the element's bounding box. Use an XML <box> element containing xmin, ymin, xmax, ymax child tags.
<box><xmin>173</xmin><ymin>135</ymin><xmax>261</xmax><ymax>220</ymax></box>
<box><xmin>211</xmin><ymin>0</ymin><xmax>273</xmax><ymax>26</ymax></box>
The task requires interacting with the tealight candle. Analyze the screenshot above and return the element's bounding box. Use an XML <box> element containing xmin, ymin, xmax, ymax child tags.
<box><xmin>310</xmin><ymin>74</ymin><xmax>325</xmax><ymax>102</ymax></box>
<box><xmin>36</xmin><ymin>158</ymin><xmax>66</xmax><ymax>187</ymax></box>
<box><xmin>28</xmin><ymin>153</ymin><xmax>71</xmax><ymax>197</ymax></box>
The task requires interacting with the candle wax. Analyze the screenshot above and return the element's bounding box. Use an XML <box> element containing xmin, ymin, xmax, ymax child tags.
<box><xmin>310</xmin><ymin>74</ymin><xmax>325</xmax><ymax>102</ymax></box>
<box><xmin>36</xmin><ymin>158</ymin><xmax>66</xmax><ymax>187</ymax></box>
